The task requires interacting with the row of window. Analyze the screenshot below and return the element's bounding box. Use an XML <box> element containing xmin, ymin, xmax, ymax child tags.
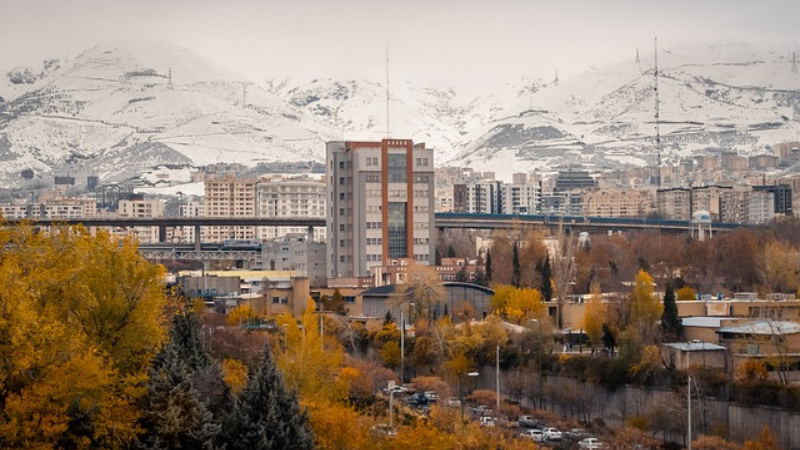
<box><xmin>414</xmin><ymin>254</ymin><xmax>431</xmax><ymax>261</ymax></box>
<box><xmin>366</xmin><ymin>222</ymin><xmax>383</xmax><ymax>229</ymax></box>
<box><xmin>366</xmin><ymin>238</ymin><xmax>383</xmax><ymax>245</ymax></box>
<box><xmin>365</xmin><ymin>157</ymin><xmax>379</xmax><ymax>166</ymax></box>
<box><xmin>366</xmin><ymin>254</ymin><xmax>382</xmax><ymax>261</ymax></box>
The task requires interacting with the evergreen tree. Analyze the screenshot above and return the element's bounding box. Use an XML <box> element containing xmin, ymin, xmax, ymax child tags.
<box><xmin>661</xmin><ymin>283</ymin><xmax>682</xmax><ymax>342</ymax></box>
<box><xmin>446</xmin><ymin>244</ymin><xmax>456</xmax><ymax>258</ymax></box>
<box><xmin>485</xmin><ymin>251</ymin><xmax>493</xmax><ymax>285</ymax></box>
<box><xmin>154</xmin><ymin>312</ymin><xmax>232</xmax><ymax>424</ymax></box>
<box><xmin>225</xmin><ymin>346</ymin><xmax>315</xmax><ymax>450</ymax></box>
<box><xmin>137</xmin><ymin>345</ymin><xmax>221</xmax><ymax>450</ymax></box>
<box><xmin>540</xmin><ymin>255</ymin><xmax>553</xmax><ymax>303</ymax></box>
<box><xmin>512</xmin><ymin>242</ymin><xmax>521</xmax><ymax>288</ymax></box>
<box><xmin>383</xmin><ymin>310</ymin><xmax>393</xmax><ymax>325</ymax></box>
<box><xmin>455</xmin><ymin>267</ymin><xmax>469</xmax><ymax>282</ymax></box>
<box><xmin>602</xmin><ymin>323</ymin><xmax>616</xmax><ymax>356</ymax></box>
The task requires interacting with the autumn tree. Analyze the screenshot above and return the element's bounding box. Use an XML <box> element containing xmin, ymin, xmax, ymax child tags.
<box><xmin>395</xmin><ymin>263</ymin><xmax>446</xmax><ymax>323</ymax></box>
<box><xmin>677</xmin><ymin>285</ymin><xmax>698</xmax><ymax>301</ymax></box>
<box><xmin>582</xmin><ymin>282</ymin><xmax>606</xmax><ymax>349</ymax></box>
<box><xmin>490</xmin><ymin>284</ymin><xmax>545</xmax><ymax>324</ymax></box>
<box><xmin>743</xmin><ymin>425</ymin><xmax>784</xmax><ymax>450</ymax></box>
<box><xmin>0</xmin><ymin>225</ymin><xmax>168</xmax><ymax>449</ymax></box>
<box><xmin>693</xmin><ymin>435</ymin><xmax>743</xmax><ymax>450</ymax></box>
<box><xmin>619</xmin><ymin>270</ymin><xmax>663</xmax><ymax>358</ymax></box>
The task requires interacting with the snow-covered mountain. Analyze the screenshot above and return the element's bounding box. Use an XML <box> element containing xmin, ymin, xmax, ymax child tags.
<box><xmin>1</xmin><ymin>41</ymin><xmax>799</xmax><ymax>189</ymax></box>
<box><xmin>450</xmin><ymin>42</ymin><xmax>800</xmax><ymax>180</ymax></box>
<box><xmin>0</xmin><ymin>43</ymin><xmax>335</xmax><ymax>189</ymax></box>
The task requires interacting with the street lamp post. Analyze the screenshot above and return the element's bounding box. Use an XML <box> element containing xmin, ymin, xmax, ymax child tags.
<box><xmin>531</xmin><ymin>318</ymin><xmax>544</xmax><ymax>410</ymax></box>
<box><xmin>496</xmin><ymin>344</ymin><xmax>501</xmax><ymax>412</ymax></box>
<box><xmin>399</xmin><ymin>301</ymin><xmax>415</xmax><ymax>385</ymax></box>
<box><xmin>460</xmin><ymin>371</ymin><xmax>480</xmax><ymax>422</ymax></box>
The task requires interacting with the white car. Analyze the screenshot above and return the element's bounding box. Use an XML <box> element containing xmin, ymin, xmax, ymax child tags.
<box><xmin>479</xmin><ymin>416</ymin><xmax>496</xmax><ymax>427</ymax></box>
<box><xmin>520</xmin><ymin>429</ymin><xmax>545</xmax><ymax>443</ymax></box>
<box><xmin>579</xmin><ymin>437</ymin><xmax>604</xmax><ymax>449</ymax></box>
<box><xmin>543</xmin><ymin>427</ymin><xmax>563</xmax><ymax>441</ymax></box>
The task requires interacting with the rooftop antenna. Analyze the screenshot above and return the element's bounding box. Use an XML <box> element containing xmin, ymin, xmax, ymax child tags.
<box><xmin>167</xmin><ymin>68</ymin><xmax>174</xmax><ymax>90</ymax></box>
<box><xmin>793</xmin><ymin>52</ymin><xmax>798</xmax><ymax>74</ymax></box>
<box><xmin>654</xmin><ymin>37</ymin><xmax>662</xmax><ymax>187</ymax></box>
<box><xmin>385</xmin><ymin>46</ymin><xmax>391</xmax><ymax>138</ymax></box>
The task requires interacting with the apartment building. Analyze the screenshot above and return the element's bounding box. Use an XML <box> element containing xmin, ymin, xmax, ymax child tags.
<box><xmin>255</xmin><ymin>174</ymin><xmax>326</xmax><ymax>241</ymax></box>
<box><xmin>657</xmin><ymin>188</ymin><xmax>692</xmax><ymax>221</ymax></box>
<box><xmin>582</xmin><ymin>188</ymin><xmax>652</xmax><ymax>218</ymax></box>
<box><xmin>118</xmin><ymin>199</ymin><xmax>166</xmax><ymax>243</ymax></box>
<box><xmin>326</xmin><ymin>139</ymin><xmax>435</xmax><ymax>279</ymax></box>
<box><xmin>204</xmin><ymin>175</ymin><xmax>258</xmax><ymax>242</ymax></box>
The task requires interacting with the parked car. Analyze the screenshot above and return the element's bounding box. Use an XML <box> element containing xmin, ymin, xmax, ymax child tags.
<box><xmin>444</xmin><ymin>397</ymin><xmax>462</xmax><ymax>408</ymax></box>
<box><xmin>423</xmin><ymin>391</ymin><xmax>438</xmax><ymax>403</ymax></box>
<box><xmin>404</xmin><ymin>393</ymin><xmax>429</xmax><ymax>406</ymax></box>
<box><xmin>579</xmin><ymin>437</ymin><xmax>604</xmax><ymax>449</ymax></box>
<box><xmin>543</xmin><ymin>427</ymin><xmax>563</xmax><ymax>441</ymax></box>
<box><xmin>518</xmin><ymin>415</ymin><xmax>540</xmax><ymax>429</ymax></box>
<box><xmin>479</xmin><ymin>416</ymin><xmax>496</xmax><ymax>427</ymax></box>
<box><xmin>371</xmin><ymin>424</ymin><xmax>398</xmax><ymax>438</ymax></box>
<box><xmin>566</xmin><ymin>428</ymin><xmax>590</xmax><ymax>440</ymax></box>
<box><xmin>473</xmin><ymin>405</ymin><xmax>493</xmax><ymax>416</ymax></box>
<box><xmin>520</xmin><ymin>429</ymin><xmax>545</xmax><ymax>443</ymax></box>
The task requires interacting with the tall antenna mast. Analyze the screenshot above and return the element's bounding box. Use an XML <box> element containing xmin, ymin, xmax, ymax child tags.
<box><xmin>167</xmin><ymin>68</ymin><xmax>174</xmax><ymax>90</ymax></box>
<box><xmin>554</xmin><ymin>69</ymin><xmax>559</xmax><ymax>86</ymax></box>
<box><xmin>636</xmin><ymin>47</ymin><xmax>640</xmax><ymax>64</ymax></box>
<box><xmin>793</xmin><ymin>52</ymin><xmax>798</xmax><ymax>74</ymax></box>
<box><xmin>385</xmin><ymin>46</ymin><xmax>391</xmax><ymax>138</ymax></box>
<box><xmin>654</xmin><ymin>37</ymin><xmax>662</xmax><ymax>187</ymax></box>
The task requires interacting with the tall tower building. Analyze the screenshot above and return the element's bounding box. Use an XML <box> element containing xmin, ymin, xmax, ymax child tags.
<box><xmin>327</xmin><ymin>139</ymin><xmax>435</xmax><ymax>279</ymax></box>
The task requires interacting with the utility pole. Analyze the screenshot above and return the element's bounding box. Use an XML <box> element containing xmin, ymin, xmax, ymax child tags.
<box><xmin>400</xmin><ymin>308</ymin><xmax>404</xmax><ymax>384</ymax></box>
<box><xmin>687</xmin><ymin>374</ymin><xmax>692</xmax><ymax>450</ymax></box>
<box><xmin>654</xmin><ymin>37</ymin><xmax>662</xmax><ymax>188</ymax></box>
<box><xmin>496</xmin><ymin>345</ymin><xmax>501</xmax><ymax>412</ymax></box>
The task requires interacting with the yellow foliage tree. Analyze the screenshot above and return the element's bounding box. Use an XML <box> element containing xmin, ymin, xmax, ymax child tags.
<box><xmin>221</xmin><ymin>358</ymin><xmax>249</xmax><ymax>394</ymax></box>
<box><xmin>676</xmin><ymin>285</ymin><xmax>698</xmax><ymax>301</ymax></box>
<box><xmin>743</xmin><ymin>425</ymin><xmax>784</xmax><ymax>450</ymax></box>
<box><xmin>274</xmin><ymin>303</ymin><xmax>348</xmax><ymax>405</ymax></box>
<box><xmin>490</xmin><ymin>285</ymin><xmax>544</xmax><ymax>324</ymax></box>
<box><xmin>226</xmin><ymin>304</ymin><xmax>259</xmax><ymax>327</ymax></box>
<box><xmin>583</xmin><ymin>281</ymin><xmax>606</xmax><ymax>348</ymax></box>
<box><xmin>629</xmin><ymin>269</ymin><xmax>663</xmax><ymax>347</ymax></box>
<box><xmin>0</xmin><ymin>224</ymin><xmax>168</xmax><ymax>449</ymax></box>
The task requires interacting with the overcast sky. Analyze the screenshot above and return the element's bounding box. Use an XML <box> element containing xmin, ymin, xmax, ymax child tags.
<box><xmin>1</xmin><ymin>0</ymin><xmax>798</xmax><ymax>89</ymax></box>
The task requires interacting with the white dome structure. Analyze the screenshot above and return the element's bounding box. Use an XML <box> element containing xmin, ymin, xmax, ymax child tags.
<box><xmin>691</xmin><ymin>210</ymin><xmax>713</xmax><ymax>241</ymax></box>
<box><xmin>692</xmin><ymin>210</ymin><xmax>712</xmax><ymax>223</ymax></box>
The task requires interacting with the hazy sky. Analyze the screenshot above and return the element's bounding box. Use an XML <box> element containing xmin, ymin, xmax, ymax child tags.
<box><xmin>1</xmin><ymin>0</ymin><xmax>798</xmax><ymax>89</ymax></box>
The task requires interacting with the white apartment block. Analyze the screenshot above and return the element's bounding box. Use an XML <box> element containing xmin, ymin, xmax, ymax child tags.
<box><xmin>255</xmin><ymin>175</ymin><xmax>326</xmax><ymax>242</ymax></box>
<box><xmin>327</xmin><ymin>139</ymin><xmax>435</xmax><ymax>279</ymax></box>
<box><xmin>204</xmin><ymin>176</ymin><xmax>258</xmax><ymax>242</ymax></box>
<box><xmin>118</xmin><ymin>199</ymin><xmax>166</xmax><ymax>243</ymax></box>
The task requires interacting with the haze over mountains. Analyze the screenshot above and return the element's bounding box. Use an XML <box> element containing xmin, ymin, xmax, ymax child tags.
<box><xmin>0</xmin><ymin>41</ymin><xmax>799</xmax><ymax>189</ymax></box>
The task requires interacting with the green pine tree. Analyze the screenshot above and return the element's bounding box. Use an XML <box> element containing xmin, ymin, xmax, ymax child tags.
<box><xmin>512</xmin><ymin>243</ymin><xmax>521</xmax><ymax>288</ymax></box>
<box><xmin>138</xmin><ymin>345</ymin><xmax>221</xmax><ymax>450</ymax></box>
<box><xmin>540</xmin><ymin>254</ymin><xmax>553</xmax><ymax>303</ymax></box>
<box><xmin>661</xmin><ymin>282</ymin><xmax>682</xmax><ymax>342</ymax></box>
<box><xmin>485</xmin><ymin>251</ymin><xmax>492</xmax><ymax>285</ymax></box>
<box><xmin>225</xmin><ymin>346</ymin><xmax>314</xmax><ymax>450</ymax></box>
<box><xmin>159</xmin><ymin>312</ymin><xmax>232</xmax><ymax>421</ymax></box>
